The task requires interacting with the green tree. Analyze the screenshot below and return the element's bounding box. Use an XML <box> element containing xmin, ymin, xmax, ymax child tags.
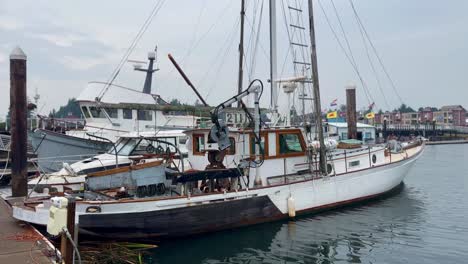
<box><xmin>398</xmin><ymin>103</ymin><xmax>415</xmax><ymax>113</ymax></box>
<box><xmin>49</xmin><ymin>98</ymin><xmax>81</xmax><ymax>118</ymax></box>
<box><xmin>169</xmin><ymin>98</ymin><xmax>182</xmax><ymax>106</ymax></box>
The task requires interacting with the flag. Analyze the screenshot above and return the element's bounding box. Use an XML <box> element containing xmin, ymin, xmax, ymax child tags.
<box><xmin>365</xmin><ymin>112</ymin><xmax>375</xmax><ymax>119</ymax></box>
<box><xmin>368</xmin><ymin>102</ymin><xmax>375</xmax><ymax>110</ymax></box>
<box><xmin>327</xmin><ymin>111</ymin><xmax>338</xmax><ymax>119</ymax></box>
<box><xmin>330</xmin><ymin>99</ymin><xmax>338</xmax><ymax>107</ymax></box>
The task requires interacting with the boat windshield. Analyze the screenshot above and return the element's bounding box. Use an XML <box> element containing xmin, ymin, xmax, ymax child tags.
<box><xmin>108</xmin><ymin>138</ymin><xmax>141</xmax><ymax>156</ymax></box>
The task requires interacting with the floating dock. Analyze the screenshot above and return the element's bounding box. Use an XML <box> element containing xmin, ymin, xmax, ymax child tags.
<box><xmin>0</xmin><ymin>197</ymin><xmax>55</xmax><ymax>263</ymax></box>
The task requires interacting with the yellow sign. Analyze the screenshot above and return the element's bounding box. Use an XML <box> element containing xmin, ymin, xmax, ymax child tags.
<box><xmin>326</xmin><ymin>111</ymin><xmax>338</xmax><ymax>119</ymax></box>
<box><xmin>365</xmin><ymin>112</ymin><xmax>375</xmax><ymax>119</ymax></box>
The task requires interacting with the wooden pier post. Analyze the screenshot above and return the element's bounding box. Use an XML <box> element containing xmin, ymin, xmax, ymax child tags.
<box><xmin>346</xmin><ymin>85</ymin><xmax>357</xmax><ymax>140</ymax></box>
<box><xmin>61</xmin><ymin>198</ymin><xmax>76</xmax><ymax>264</ymax></box>
<box><xmin>9</xmin><ymin>47</ymin><xmax>28</xmax><ymax>197</ymax></box>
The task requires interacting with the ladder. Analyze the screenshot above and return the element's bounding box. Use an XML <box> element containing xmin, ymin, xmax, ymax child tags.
<box><xmin>286</xmin><ymin>1</ymin><xmax>314</xmax><ymax>123</ymax></box>
<box><xmin>286</xmin><ymin>1</ymin><xmax>311</xmax><ymax>75</ymax></box>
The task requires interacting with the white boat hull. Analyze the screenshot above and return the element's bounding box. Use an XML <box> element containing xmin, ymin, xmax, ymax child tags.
<box><xmin>13</xmin><ymin>145</ymin><xmax>423</xmax><ymax>239</ymax></box>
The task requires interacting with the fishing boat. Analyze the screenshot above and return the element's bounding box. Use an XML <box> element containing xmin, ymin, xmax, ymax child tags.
<box><xmin>30</xmin><ymin>50</ymin><xmax>202</xmax><ymax>172</ymax></box>
<box><xmin>12</xmin><ymin>0</ymin><xmax>424</xmax><ymax>240</ymax></box>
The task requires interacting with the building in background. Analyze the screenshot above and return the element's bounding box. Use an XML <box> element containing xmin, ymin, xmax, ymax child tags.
<box><xmin>327</xmin><ymin>122</ymin><xmax>376</xmax><ymax>142</ymax></box>
<box><xmin>374</xmin><ymin>105</ymin><xmax>466</xmax><ymax>126</ymax></box>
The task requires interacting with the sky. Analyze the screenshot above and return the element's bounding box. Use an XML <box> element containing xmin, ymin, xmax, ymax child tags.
<box><xmin>1</xmin><ymin>0</ymin><xmax>468</xmax><ymax>119</ymax></box>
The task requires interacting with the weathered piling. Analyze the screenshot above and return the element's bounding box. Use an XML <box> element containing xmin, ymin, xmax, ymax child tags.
<box><xmin>63</xmin><ymin>198</ymin><xmax>76</xmax><ymax>264</ymax></box>
<box><xmin>9</xmin><ymin>47</ymin><xmax>28</xmax><ymax>197</ymax></box>
<box><xmin>346</xmin><ymin>85</ymin><xmax>357</xmax><ymax>140</ymax></box>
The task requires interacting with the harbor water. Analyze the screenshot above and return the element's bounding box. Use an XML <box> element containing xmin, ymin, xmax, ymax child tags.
<box><xmin>149</xmin><ymin>144</ymin><xmax>468</xmax><ymax>264</ymax></box>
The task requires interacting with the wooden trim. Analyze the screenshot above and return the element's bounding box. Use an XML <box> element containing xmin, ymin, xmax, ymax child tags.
<box><xmin>227</xmin><ymin>137</ymin><xmax>236</xmax><ymax>155</ymax></box>
<box><xmin>274</xmin><ymin>130</ymin><xmax>306</xmax><ymax>158</ymax></box>
<box><xmin>87</xmin><ymin>160</ymin><xmax>164</xmax><ymax>178</ymax></box>
<box><xmin>193</xmin><ymin>133</ymin><xmax>206</xmax><ymax>156</ymax></box>
<box><xmin>88</xmin><ymin>166</ymin><xmax>130</xmax><ymax>177</ymax></box>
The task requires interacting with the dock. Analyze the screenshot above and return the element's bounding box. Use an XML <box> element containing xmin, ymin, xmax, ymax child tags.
<box><xmin>426</xmin><ymin>139</ymin><xmax>468</xmax><ymax>145</ymax></box>
<box><xmin>0</xmin><ymin>197</ymin><xmax>55</xmax><ymax>263</ymax></box>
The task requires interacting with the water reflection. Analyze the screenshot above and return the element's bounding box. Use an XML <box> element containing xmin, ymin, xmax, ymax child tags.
<box><xmin>151</xmin><ymin>183</ymin><xmax>427</xmax><ymax>264</ymax></box>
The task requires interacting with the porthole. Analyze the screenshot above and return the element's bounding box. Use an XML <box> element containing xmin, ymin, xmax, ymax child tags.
<box><xmin>86</xmin><ymin>206</ymin><xmax>101</xmax><ymax>213</ymax></box>
<box><xmin>372</xmin><ymin>154</ymin><xmax>377</xmax><ymax>164</ymax></box>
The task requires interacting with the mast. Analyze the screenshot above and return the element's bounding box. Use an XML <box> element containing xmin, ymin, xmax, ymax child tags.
<box><xmin>269</xmin><ymin>0</ymin><xmax>278</xmax><ymax>111</ymax></box>
<box><xmin>308</xmin><ymin>0</ymin><xmax>327</xmax><ymax>174</ymax></box>
<box><xmin>237</xmin><ymin>0</ymin><xmax>246</xmax><ymax>107</ymax></box>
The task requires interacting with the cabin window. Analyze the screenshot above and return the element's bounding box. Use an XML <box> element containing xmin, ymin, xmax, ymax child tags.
<box><xmin>105</xmin><ymin>108</ymin><xmax>118</xmax><ymax>119</ymax></box>
<box><xmin>123</xmin><ymin>109</ymin><xmax>133</xmax><ymax>119</ymax></box>
<box><xmin>341</xmin><ymin>132</ymin><xmax>348</xmax><ymax>140</ymax></box>
<box><xmin>278</xmin><ymin>133</ymin><xmax>304</xmax><ymax>154</ymax></box>
<box><xmin>81</xmin><ymin>106</ymin><xmax>91</xmax><ymax>118</ymax></box>
<box><xmin>89</xmin><ymin>107</ymin><xmax>106</xmax><ymax>118</ymax></box>
<box><xmin>137</xmin><ymin>110</ymin><xmax>153</xmax><ymax>121</ymax></box>
<box><xmin>250</xmin><ymin>134</ymin><xmax>267</xmax><ymax>156</ymax></box>
<box><xmin>227</xmin><ymin>137</ymin><xmax>236</xmax><ymax>155</ymax></box>
<box><xmin>178</xmin><ymin>137</ymin><xmax>188</xmax><ymax>145</ymax></box>
<box><xmin>349</xmin><ymin>160</ymin><xmax>360</xmax><ymax>167</ymax></box>
<box><xmin>193</xmin><ymin>134</ymin><xmax>205</xmax><ymax>155</ymax></box>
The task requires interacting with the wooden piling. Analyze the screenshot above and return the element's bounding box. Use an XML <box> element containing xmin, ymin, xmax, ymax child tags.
<box><xmin>9</xmin><ymin>47</ymin><xmax>28</xmax><ymax>197</ymax></box>
<box><xmin>346</xmin><ymin>86</ymin><xmax>357</xmax><ymax>140</ymax></box>
<box><xmin>62</xmin><ymin>198</ymin><xmax>76</xmax><ymax>264</ymax></box>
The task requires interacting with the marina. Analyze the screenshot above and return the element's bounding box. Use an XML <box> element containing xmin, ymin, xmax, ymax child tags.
<box><xmin>1</xmin><ymin>1</ymin><xmax>467</xmax><ymax>264</ymax></box>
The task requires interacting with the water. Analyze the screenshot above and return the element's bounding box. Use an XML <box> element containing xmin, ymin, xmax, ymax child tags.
<box><xmin>149</xmin><ymin>145</ymin><xmax>468</xmax><ymax>264</ymax></box>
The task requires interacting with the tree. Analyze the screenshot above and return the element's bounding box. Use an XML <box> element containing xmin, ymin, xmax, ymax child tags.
<box><xmin>49</xmin><ymin>98</ymin><xmax>81</xmax><ymax>118</ymax></box>
<box><xmin>169</xmin><ymin>98</ymin><xmax>182</xmax><ymax>106</ymax></box>
<box><xmin>339</xmin><ymin>104</ymin><xmax>346</xmax><ymax>113</ymax></box>
<box><xmin>398</xmin><ymin>103</ymin><xmax>415</xmax><ymax>113</ymax></box>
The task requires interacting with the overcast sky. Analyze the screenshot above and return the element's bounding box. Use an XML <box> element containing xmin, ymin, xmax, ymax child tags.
<box><xmin>1</xmin><ymin>0</ymin><xmax>468</xmax><ymax>119</ymax></box>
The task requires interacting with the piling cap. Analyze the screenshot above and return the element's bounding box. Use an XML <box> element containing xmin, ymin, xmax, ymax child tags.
<box><xmin>10</xmin><ymin>46</ymin><xmax>27</xmax><ymax>60</ymax></box>
<box><xmin>345</xmin><ymin>82</ymin><xmax>356</xmax><ymax>90</ymax></box>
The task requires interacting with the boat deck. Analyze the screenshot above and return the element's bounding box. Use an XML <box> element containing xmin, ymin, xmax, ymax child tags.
<box><xmin>385</xmin><ymin>144</ymin><xmax>423</xmax><ymax>164</ymax></box>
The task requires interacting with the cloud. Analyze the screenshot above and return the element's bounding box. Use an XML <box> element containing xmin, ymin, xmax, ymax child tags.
<box><xmin>31</xmin><ymin>33</ymin><xmax>85</xmax><ymax>48</ymax></box>
<box><xmin>57</xmin><ymin>55</ymin><xmax>108</xmax><ymax>71</ymax></box>
<box><xmin>0</xmin><ymin>15</ymin><xmax>23</xmax><ymax>31</ymax></box>
<box><xmin>0</xmin><ymin>52</ymin><xmax>6</xmax><ymax>63</ymax></box>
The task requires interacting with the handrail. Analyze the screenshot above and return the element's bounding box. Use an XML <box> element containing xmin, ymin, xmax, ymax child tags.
<box><xmin>86</xmin><ymin>133</ymin><xmax>119</xmax><ymax>168</ymax></box>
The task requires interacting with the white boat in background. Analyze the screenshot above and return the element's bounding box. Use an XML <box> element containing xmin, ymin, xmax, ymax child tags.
<box><xmin>28</xmin><ymin>131</ymin><xmax>189</xmax><ymax>192</ymax></box>
<box><xmin>31</xmin><ymin>51</ymin><xmax>202</xmax><ymax>172</ymax></box>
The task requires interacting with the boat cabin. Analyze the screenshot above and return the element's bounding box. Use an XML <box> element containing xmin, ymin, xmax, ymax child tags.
<box><xmin>185</xmin><ymin>126</ymin><xmax>387</xmax><ymax>190</ymax></box>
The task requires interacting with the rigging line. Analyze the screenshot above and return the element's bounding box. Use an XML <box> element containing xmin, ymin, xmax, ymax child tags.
<box><xmin>348</xmin><ymin>0</ymin><xmax>403</xmax><ymax>105</ymax></box>
<box><xmin>204</xmin><ymin>19</ymin><xmax>241</xmax><ymax>99</ymax></box>
<box><xmin>248</xmin><ymin>0</ymin><xmax>264</xmax><ymax>82</ymax></box>
<box><xmin>278</xmin><ymin>1</ymin><xmax>293</xmax><ymax>83</ymax></box>
<box><xmin>245</xmin><ymin>0</ymin><xmax>259</xmax><ymax>64</ymax></box>
<box><xmin>329</xmin><ymin>0</ymin><xmax>374</xmax><ymax>104</ymax></box>
<box><xmin>317</xmin><ymin>0</ymin><xmax>372</xmax><ymax>104</ymax></box>
<box><xmin>184</xmin><ymin>0</ymin><xmax>208</xmax><ymax>58</ymax></box>
<box><xmin>353</xmin><ymin>10</ymin><xmax>390</xmax><ymax>110</ymax></box>
<box><xmin>159</xmin><ymin>0</ymin><xmax>237</xmax><ymax>82</ymax></box>
<box><xmin>295</xmin><ymin>0</ymin><xmax>311</xmax><ymax>74</ymax></box>
<box><xmin>181</xmin><ymin>0</ymin><xmax>237</xmax><ymax>62</ymax></box>
<box><xmin>98</xmin><ymin>0</ymin><xmax>166</xmax><ymax>100</ymax></box>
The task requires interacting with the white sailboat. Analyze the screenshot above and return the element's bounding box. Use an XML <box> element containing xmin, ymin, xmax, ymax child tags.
<box><xmin>12</xmin><ymin>0</ymin><xmax>424</xmax><ymax>240</ymax></box>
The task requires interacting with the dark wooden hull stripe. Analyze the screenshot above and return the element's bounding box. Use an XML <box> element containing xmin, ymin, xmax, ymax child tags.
<box><xmin>79</xmin><ymin>182</ymin><xmax>404</xmax><ymax>239</ymax></box>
